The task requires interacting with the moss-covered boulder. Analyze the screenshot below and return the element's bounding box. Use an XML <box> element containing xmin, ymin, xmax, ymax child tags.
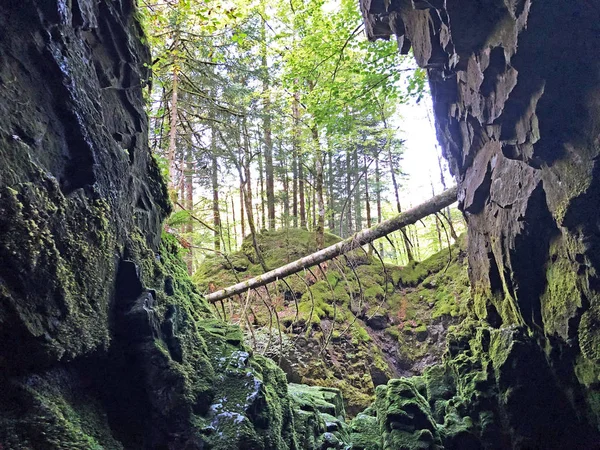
<box><xmin>350</xmin><ymin>320</ymin><xmax>600</xmax><ymax>449</ymax></box>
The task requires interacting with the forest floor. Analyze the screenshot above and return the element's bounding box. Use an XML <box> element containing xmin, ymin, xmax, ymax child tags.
<box><xmin>194</xmin><ymin>228</ymin><xmax>470</xmax><ymax>414</ymax></box>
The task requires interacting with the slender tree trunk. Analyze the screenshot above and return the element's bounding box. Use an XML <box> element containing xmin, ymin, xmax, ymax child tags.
<box><xmin>437</xmin><ymin>152</ymin><xmax>459</xmax><ymax>241</ymax></box>
<box><xmin>257</xmin><ymin>141</ymin><xmax>266</xmax><ymax>230</ymax></box>
<box><xmin>375</xmin><ymin>154</ymin><xmax>383</xmax><ymax>254</ymax></box>
<box><xmin>260</xmin><ymin>8</ymin><xmax>276</xmax><ymax>230</ymax></box>
<box><xmin>389</xmin><ymin>149</ymin><xmax>414</xmax><ymax>262</ymax></box>
<box><xmin>413</xmin><ymin>226</ymin><xmax>421</xmax><ymax>260</ymax></box>
<box><xmin>263</xmin><ymin>94</ymin><xmax>275</xmax><ymax>229</ymax></box>
<box><xmin>185</xmin><ymin>144</ymin><xmax>194</xmax><ymax>274</ymax></box>
<box><xmin>282</xmin><ymin>150</ymin><xmax>290</xmax><ymax>228</ymax></box>
<box><xmin>312</xmin><ymin>125</ymin><xmax>325</xmax><ymax>248</ymax></box>
<box><xmin>353</xmin><ymin>147</ymin><xmax>362</xmax><ymax>231</ymax></box>
<box><xmin>292</xmin><ymin>91</ymin><xmax>301</xmax><ymax>228</ymax></box>
<box><xmin>240</xmin><ymin>184</ymin><xmax>245</xmax><ymax>239</ymax></box>
<box><xmin>299</xmin><ymin>151</ymin><xmax>306</xmax><ymax>229</ymax></box>
<box><xmin>364</xmin><ymin>154</ymin><xmax>372</xmax><ymax>256</ymax></box>
<box><xmin>328</xmin><ymin>145</ymin><xmax>334</xmax><ymax>232</ymax></box>
<box><xmin>179</xmin><ymin>153</ymin><xmax>185</xmax><ymax>211</ymax></box>
<box><xmin>346</xmin><ymin>148</ymin><xmax>353</xmax><ymax>236</ymax></box>
<box><xmin>312</xmin><ymin>180</ymin><xmax>316</xmax><ymax>230</ymax></box>
<box><xmin>431</xmin><ymin>179</ymin><xmax>442</xmax><ymax>251</ymax></box>
<box><xmin>231</xmin><ymin>193</ymin><xmax>237</xmax><ymax>251</ymax></box>
<box><xmin>241</xmin><ymin>119</ymin><xmax>268</xmax><ymax>271</ymax></box>
<box><xmin>211</xmin><ymin>151</ymin><xmax>221</xmax><ymax>252</ymax></box>
<box><xmin>167</xmin><ymin>38</ymin><xmax>179</xmax><ymax>192</ymax></box>
<box><xmin>225</xmin><ymin>192</ymin><xmax>232</xmax><ymax>253</ymax></box>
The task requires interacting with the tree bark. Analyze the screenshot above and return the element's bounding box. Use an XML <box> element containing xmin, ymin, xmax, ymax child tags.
<box><xmin>205</xmin><ymin>186</ymin><xmax>457</xmax><ymax>303</ymax></box>
<box><xmin>282</xmin><ymin>148</ymin><xmax>290</xmax><ymax>228</ymax></box>
<box><xmin>299</xmin><ymin>151</ymin><xmax>306</xmax><ymax>228</ymax></box>
<box><xmin>437</xmin><ymin>152</ymin><xmax>459</xmax><ymax>241</ymax></box>
<box><xmin>239</xmin><ymin>183</ymin><xmax>245</xmax><ymax>239</ymax></box>
<box><xmin>364</xmin><ymin>153</ymin><xmax>372</xmax><ymax>256</ymax></box>
<box><xmin>167</xmin><ymin>39</ymin><xmax>179</xmax><ymax>192</ymax></box>
<box><xmin>353</xmin><ymin>146</ymin><xmax>362</xmax><ymax>231</ymax></box>
<box><xmin>431</xmin><ymin>179</ymin><xmax>442</xmax><ymax>251</ymax></box>
<box><xmin>312</xmin><ymin>125</ymin><xmax>325</xmax><ymax>249</ymax></box>
<box><xmin>211</xmin><ymin>134</ymin><xmax>221</xmax><ymax>252</ymax></box>
<box><xmin>185</xmin><ymin>144</ymin><xmax>193</xmax><ymax>274</ymax></box>
<box><xmin>260</xmin><ymin>8</ymin><xmax>276</xmax><ymax>230</ymax></box>
<box><xmin>375</xmin><ymin>153</ymin><xmax>383</xmax><ymax>254</ymax></box>
<box><xmin>292</xmin><ymin>93</ymin><xmax>300</xmax><ymax>228</ymax></box>
<box><xmin>241</xmin><ymin>120</ymin><xmax>268</xmax><ymax>271</ymax></box>
<box><xmin>346</xmin><ymin>148</ymin><xmax>353</xmax><ymax>235</ymax></box>
<box><xmin>328</xmin><ymin>145</ymin><xmax>334</xmax><ymax>232</ymax></box>
<box><xmin>231</xmin><ymin>193</ymin><xmax>237</xmax><ymax>251</ymax></box>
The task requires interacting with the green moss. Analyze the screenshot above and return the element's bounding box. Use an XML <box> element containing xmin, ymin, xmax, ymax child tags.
<box><xmin>579</xmin><ymin>306</ymin><xmax>600</xmax><ymax>362</ymax></box>
<box><xmin>374</xmin><ymin>379</ymin><xmax>442</xmax><ymax>450</ymax></box>
<box><xmin>0</xmin><ymin>180</ymin><xmax>119</xmax><ymax>363</ymax></box>
<box><xmin>541</xmin><ymin>237</ymin><xmax>584</xmax><ymax>338</ymax></box>
<box><xmin>349</xmin><ymin>412</ymin><xmax>382</xmax><ymax>450</ymax></box>
<box><xmin>385</xmin><ymin>326</ymin><xmax>401</xmax><ymax>340</ymax></box>
<box><xmin>351</xmin><ymin>323</ymin><xmax>372</xmax><ymax>344</ymax></box>
<box><xmin>0</xmin><ymin>372</ymin><xmax>123</xmax><ymax>450</ymax></box>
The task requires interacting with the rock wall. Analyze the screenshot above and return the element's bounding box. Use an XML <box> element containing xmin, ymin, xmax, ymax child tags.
<box><xmin>0</xmin><ymin>2</ymin><xmax>343</xmax><ymax>449</ymax></box>
<box><xmin>360</xmin><ymin>0</ymin><xmax>600</xmax><ymax>448</ymax></box>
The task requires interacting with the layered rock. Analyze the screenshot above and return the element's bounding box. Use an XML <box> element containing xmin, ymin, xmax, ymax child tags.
<box><xmin>0</xmin><ymin>2</ymin><xmax>343</xmax><ymax>449</ymax></box>
<box><xmin>360</xmin><ymin>0</ymin><xmax>600</xmax><ymax>447</ymax></box>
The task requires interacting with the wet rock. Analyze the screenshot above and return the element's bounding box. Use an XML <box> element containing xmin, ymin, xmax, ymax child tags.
<box><xmin>367</xmin><ymin>314</ymin><xmax>389</xmax><ymax>330</ymax></box>
<box><xmin>360</xmin><ymin>0</ymin><xmax>600</xmax><ymax>446</ymax></box>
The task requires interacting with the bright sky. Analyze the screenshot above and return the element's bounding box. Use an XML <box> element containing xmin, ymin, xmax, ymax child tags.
<box><xmin>395</xmin><ymin>94</ymin><xmax>455</xmax><ymax>208</ymax></box>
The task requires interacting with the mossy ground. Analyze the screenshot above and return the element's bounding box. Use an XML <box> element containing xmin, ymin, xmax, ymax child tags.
<box><xmin>194</xmin><ymin>228</ymin><xmax>470</xmax><ymax>415</ymax></box>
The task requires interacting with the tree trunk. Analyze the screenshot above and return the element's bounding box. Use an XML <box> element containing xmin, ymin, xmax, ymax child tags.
<box><xmin>259</xmin><ymin>8</ymin><xmax>276</xmax><ymax>230</ymax></box>
<box><xmin>167</xmin><ymin>38</ymin><xmax>179</xmax><ymax>192</ymax></box>
<box><xmin>212</xmin><ymin>151</ymin><xmax>221</xmax><ymax>252</ymax></box>
<box><xmin>239</xmin><ymin>183</ymin><xmax>245</xmax><ymax>239</ymax></box>
<box><xmin>353</xmin><ymin>147</ymin><xmax>362</xmax><ymax>231</ymax></box>
<box><xmin>231</xmin><ymin>193</ymin><xmax>237</xmax><ymax>251</ymax></box>
<box><xmin>346</xmin><ymin>148</ymin><xmax>353</xmax><ymax>236</ymax></box>
<box><xmin>375</xmin><ymin>153</ymin><xmax>383</xmax><ymax>254</ymax></box>
<box><xmin>257</xmin><ymin>139</ymin><xmax>266</xmax><ymax>230</ymax></box>
<box><xmin>225</xmin><ymin>192</ymin><xmax>232</xmax><ymax>253</ymax></box>
<box><xmin>241</xmin><ymin>120</ymin><xmax>268</xmax><ymax>271</ymax></box>
<box><xmin>431</xmin><ymin>179</ymin><xmax>442</xmax><ymax>251</ymax></box>
<box><xmin>205</xmin><ymin>186</ymin><xmax>457</xmax><ymax>302</ymax></box>
<box><xmin>389</xmin><ymin>148</ymin><xmax>414</xmax><ymax>262</ymax></box>
<box><xmin>312</xmin><ymin>125</ymin><xmax>325</xmax><ymax>249</ymax></box>
<box><xmin>328</xmin><ymin>144</ymin><xmax>334</xmax><ymax>232</ymax></box>
<box><xmin>299</xmin><ymin>151</ymin><xmax>306</xmax><ymax>229</ymax></box>
<box><xmin>282</xmin><ymin>149</ymin><xmax>290</xmax><ymax>228</ymax></box>
<box><xmin>364</xmin><ymin>154</ymin><xmax>372</xmax><ymax>256</ymax></box>
<box><xmin>185</xmin><ymin>144</ymin><xmax>193</xmax><ymax>274</ymax></box>
<box><xmin>437</xmin><ymin>152</ymin><xmax>459</xmax><ymax>241</ymax></box>
<box><xmin>292</xmin><ymin>93</ymin><xmax>300</xmax><ymax>228</ymax></box>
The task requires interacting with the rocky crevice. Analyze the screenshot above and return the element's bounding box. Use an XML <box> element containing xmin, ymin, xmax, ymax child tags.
<box><xmin>0</xmin><ymin>2</ymin><xmax>345</xmax><ymax>449</ymax></box>
<box><xmin>360</xmin><ymin>0</ymin><xmax>600</xmax><ymax>447</ymax></box>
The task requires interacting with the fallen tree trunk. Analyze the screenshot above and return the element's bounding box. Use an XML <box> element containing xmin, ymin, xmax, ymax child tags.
<box><xmin>205</xmin><ymin>186</ymin><xmax>458</xmax><ymax>303</ymax></box>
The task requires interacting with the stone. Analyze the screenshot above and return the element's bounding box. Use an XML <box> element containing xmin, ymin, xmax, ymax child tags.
<box><xmin>367</xmin><ymin>314</ymin><xmax>389</xmax><ymax>330</ymax></box>
<box><xmin>359</xmin><ymin>0</ymin><xmax>600</xmax><ymax>446</ymax></box>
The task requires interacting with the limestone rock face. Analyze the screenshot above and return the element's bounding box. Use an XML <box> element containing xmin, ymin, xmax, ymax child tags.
<box><xmin>360</xmin><ymin>0</ymin><xmax>600</xmax><ymax>446</ymax></box>
<box><xmin>0</xmin><ymin>0</ymin><xmax>169</xmax><ymax>372</ymax></box>
<box><xmin>0</xmin><ymin>2</ymin><xmax>339</xmax><ymax>449</ymax></box>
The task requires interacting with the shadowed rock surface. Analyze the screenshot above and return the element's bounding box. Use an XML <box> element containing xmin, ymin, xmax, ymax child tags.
<box><xmin>0</xmin><ymin>2</ymin><xmax>349</xmax><ymax>449</ymax></box>
<box><xmin>357</xmin><ymin>0</ymin><xmax>600</xmax><ymax>448</ymax></box>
